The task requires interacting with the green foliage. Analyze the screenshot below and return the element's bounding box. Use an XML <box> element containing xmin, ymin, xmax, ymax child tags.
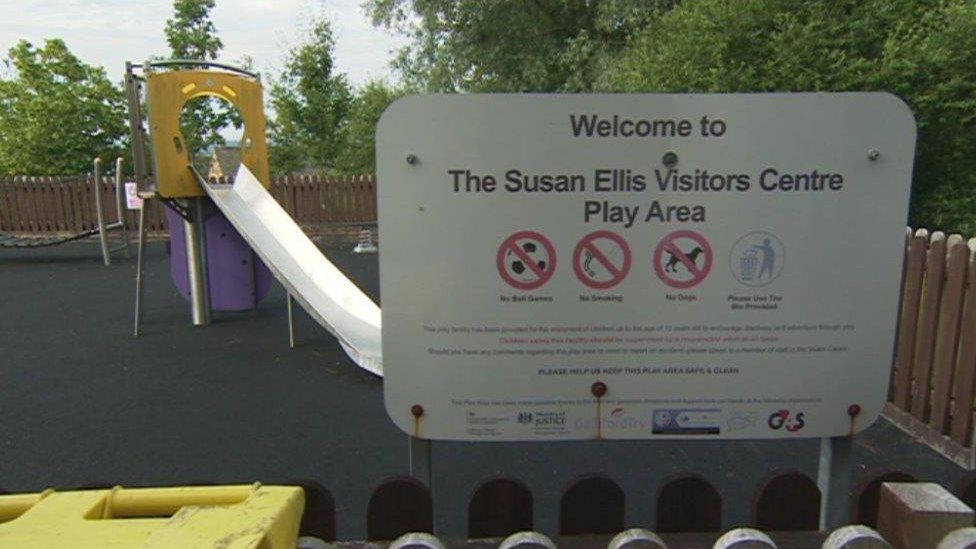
<box><xmin>367</xmin><ymin>0</ymin><xmax>976</xmax><ymax>232</ymax></box>
<box><xmin>269</xmin><ymin>18</ymin><xmax>353</xmax><ymax>175</ymax></box>
<box><xmin>165</xmin><ymin>0</ymin><xmax>239</xmax><ymax>154</ymax></box>
<box><xmin>0</xmin><ymin>39</ymin><xmax>126</xmax><ymax>175</ymax></box>
<box><xmin>366</xmin><ymin>0</ymin><xmax>673</xmax><ymax>92</ymax></box>
<box><xmin>165</xmin><ymin>0</ymin><xmax>223</xmax><ymax>59</ymax></box>
<box><xmin>334</xmin><ymin>81</ymin><xmax>405</xmax><ymax>174</ymax></box>
<box><xmin>602</xmin><ymin>0</ymin><xmax>976</xmax><ymax>233</ymax></box>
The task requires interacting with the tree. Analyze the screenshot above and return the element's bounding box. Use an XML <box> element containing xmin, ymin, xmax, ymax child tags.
<box><xmin>164</xmin><ymin>0</ymin><xmax>222</xmax><ymax>60</ymax></box>
<box><xmin>601</xmin><ymin>0</ymin><xmax>976</xmax><ymax>233</ymax></box>
<box><xmin>268</xmin><ymin>18</ymin><xmax>352</xmax><ymax>174</ymax></box>
<box><xmin>164</xmin><ymin>0</ymin><xmax>238</xmax><ymax>154</ymax></box>
<box><xmin>0</xmin><ymin>39</ymin><xmax>126</xmax><ymax>175</ymax></box>
<box><xmin>335</xmin><ymin>81</ymin><xmax>404</xmax><ymax>174</ymax></box>
<box><xmin>366</xmin><ymin>0</ymin><xmax>673</xmax><ymax>92</ymax></box>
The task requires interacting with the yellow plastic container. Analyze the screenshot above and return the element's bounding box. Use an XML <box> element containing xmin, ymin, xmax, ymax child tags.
<box><xmin>0</xmin><ymin>483</ymin><xmax>303</xmax><ymax>548</ymax></box>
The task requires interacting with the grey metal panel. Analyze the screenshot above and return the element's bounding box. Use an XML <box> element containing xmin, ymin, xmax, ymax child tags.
<box><xmin>203</xmin><ymin>165</ymin><xmax>383</xmax><ymax>376</ymax></box>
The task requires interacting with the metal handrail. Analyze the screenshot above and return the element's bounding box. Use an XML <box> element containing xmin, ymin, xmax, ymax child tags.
<box><xmin>132</xmin><ymin>59</ymin><xmax>259</xmax><ymax>79</ymax></box>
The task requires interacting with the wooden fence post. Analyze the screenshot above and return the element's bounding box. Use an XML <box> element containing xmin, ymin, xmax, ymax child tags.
<box><xmin>911</xmin><ymin>232</ymin><xmax>948</xmax><ymax>421</ymax></box>
<box><xmin>951</xmin><ymin>239</ymin><xmax>976</xmax><ymax>446</ymax></box>
<box><xmin>930</xmin><ymin>235</ymin><xmax>969</xmax><ymax>433</ymax></box>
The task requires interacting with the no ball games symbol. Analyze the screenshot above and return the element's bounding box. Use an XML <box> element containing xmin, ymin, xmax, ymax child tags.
<box><xmin>573</xmin><ymin>230</ymin><xmax>632</xmax><ymax>289</ymax></box>
<box><xmin>497</xmin><ymin>230</ymin><xmax>557</xmax><ymax>290</ymax></box>
<box><xmin>653</xmin><ymin>229</ymin><xmax>713</xmax><ymax>289</ymax></box>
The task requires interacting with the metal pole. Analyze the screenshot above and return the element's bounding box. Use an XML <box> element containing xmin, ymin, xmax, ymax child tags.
<box><xmin>818</xmin><ymin>436</ymin><xmax>855</xmax><ymax>530</ymax></box>
<box><xmin>126</xmin><ymin>61</ymin><xmax>151</xmax><ymax>337</ymax></box>
<box><xmin>286</xmin><ymin>293</ymin><xmax>296</xmax><ymax>348</ymax></box>
<box><xmin>124</xmin><ymin>62</ymin><xmax>152</xmax><ymax>195</ymax></box>
<box><xmin>185</xmin><ymin>197</ymin><xmax>212</xmax><ymax>326</ymax></box>
<box><xmin>408</xmin><ymin>437</ymin><xmax>432</xmax><ymax>489</ymax></box>
<box><xmin>133</xmin><ymin>199</ymin><xmax>148</xmax><ymax>336</ymax></box>
<box><xmin>93</xmin><ymin>158</ymin><xmax>111</xmax><ymax>266</ymax></box>
<box><xmin>115</xmin><ymin>157</ymin><xmax>130</xmax><ymax>257</ymax></box>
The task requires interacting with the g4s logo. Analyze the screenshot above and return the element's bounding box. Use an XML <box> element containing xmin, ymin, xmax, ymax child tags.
<box><xmin>768</xmin><ymin>409</ymin><xmax>805</xmax><ymax>432</ymax></box>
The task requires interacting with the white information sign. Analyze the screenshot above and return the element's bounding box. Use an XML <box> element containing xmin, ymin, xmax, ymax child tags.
<box><xmin>378</xmin><ymin>93</ymin><xmax>916</xmax><ymax>441</ymax></box>
<box><xmin>124</xmin><ymin>182</ymin><xmax>144</xmax><ymax>210</ymax></box>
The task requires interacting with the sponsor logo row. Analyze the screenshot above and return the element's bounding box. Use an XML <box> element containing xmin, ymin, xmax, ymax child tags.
<box><xmin>511</xmin><ymin>407</ymin><xmax>806</xmax><ymax>435</ymax></box>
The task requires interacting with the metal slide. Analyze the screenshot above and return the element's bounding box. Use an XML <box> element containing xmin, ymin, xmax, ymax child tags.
<box><xmin>200</xmin><ymin>165</ymin><xmax>383</xmax><ymax>376</ymax></box>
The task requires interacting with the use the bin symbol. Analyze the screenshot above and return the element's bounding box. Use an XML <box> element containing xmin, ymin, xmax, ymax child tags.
<box><xmin>739</xmin><ymin>249</ymin><xmax>759</xmax><ymax>281</ymax></box>
<box><xmin>729</xmin><ymin>231</ymin><xmax>785</xmax><ymax>287</ymax></box>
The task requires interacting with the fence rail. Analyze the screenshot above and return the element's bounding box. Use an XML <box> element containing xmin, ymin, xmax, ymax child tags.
<box><xmin>0</xmin><ymin>173</ymin><xmax>377</xmax><ymax>234</ymax></box>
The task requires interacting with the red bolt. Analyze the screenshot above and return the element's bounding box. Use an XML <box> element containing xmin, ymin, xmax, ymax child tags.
<box><xmin>848</xmin><ymin>404</ymin><xmax>861</xmax><ymax>417</ymax></box>
<box><xmin>411</xmin><ymin>404</ymin><xmax>425</xmax><ymax>418</ymax></box>
<box><xmin>591</xmin><ymin>382</ymin><xmax>607</xmax><ymax>397</ymax></box>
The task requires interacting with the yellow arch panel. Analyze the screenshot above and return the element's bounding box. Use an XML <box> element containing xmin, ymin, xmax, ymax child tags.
<box><xmin>147</xmin><ymin>70</ymin><xmax>270</xmax><ymax>198</ymax></box>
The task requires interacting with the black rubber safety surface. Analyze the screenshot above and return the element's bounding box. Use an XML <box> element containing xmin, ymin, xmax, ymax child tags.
<box><xmin>0</xmin><ymin>241</ymin><xmax>968</xmax><ymax>541</ymax></box>
<box><xmin>0</xmin><ymin>242</ymin><xmax>400</xmax><ymax>538</ymax></box>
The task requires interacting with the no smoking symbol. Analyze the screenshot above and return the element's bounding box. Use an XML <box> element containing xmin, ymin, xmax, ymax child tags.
<box><xmin>573</xmin><ymin>230</ymin><xmax>631</xmax><ymax>290</ymax></box>
<box><xmin>653</xmin><ymin>230</ymin><xmax>713</xmax><ymax>289</ymax></box>
<box><xmin>497</xmin><ymin>230</ymin><xmax>557</xmax><ymax>290</ymax></box>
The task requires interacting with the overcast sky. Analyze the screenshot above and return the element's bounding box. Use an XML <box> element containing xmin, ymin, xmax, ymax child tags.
<box><xmin>0</xmin><ymin>0</ymin><xmax>408</xmax><ymax>85</ymax></box>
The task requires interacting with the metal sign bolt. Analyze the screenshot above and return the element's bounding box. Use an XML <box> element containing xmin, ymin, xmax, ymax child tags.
<box><xmin>591</xmin><ymin>381</ymin><xmax>607</xmax><ymax>398</ymax></box>
<box><xmin>410</xmin><ymin>404</ymin><xmax>425</xmax><ymax>438</ymax></box>
<box><xmin>847</xmin><ymin>403</ymin><xmax>862</xmax><ymax>436</ymax></box>
<box><xmin>867</xmin><ymin>148</ymin><xmax>880</xmax><ymax>161</ymax></box>
<box><xmin>405</xmin><ymin>154</ymin><xmax>419</xmax><ymax>165</ymax></box>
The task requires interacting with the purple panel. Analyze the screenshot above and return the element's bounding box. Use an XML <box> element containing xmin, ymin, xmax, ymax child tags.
<box><xmin>166</xmin><ymin>205</ymin><xmax>191</xmax><ymax>299</ymax></box>
<box><xmin>165</xmin><ymin>200</ymin><xmax>272</xmax><ymax>312</ymax></box>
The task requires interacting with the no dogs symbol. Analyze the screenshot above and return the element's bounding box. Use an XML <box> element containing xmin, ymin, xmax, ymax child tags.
<box><xmin>653</xmin><ymin>230</ymin><xmax>713</xmax><ymax>289</ymax></box>
<box><xmin>573</xmin><ymin>230</ymin><xmax>632</xmax><ymax>289</ymax></box>
<box><xmin>497</xmin><ymin>230</ymin><xmax>556</xmax><ymax>290</ymax></box>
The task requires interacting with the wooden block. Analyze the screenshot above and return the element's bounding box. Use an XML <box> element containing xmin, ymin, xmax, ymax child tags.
<box><xmin>938</xmin><ymin>527</ymin><xmax>976</xmax><ymax>548</ymax></box>
<box><xmin>876</xmin><ymin>482</ymin><xmax>974</xmax><ymax>549</ymax></box>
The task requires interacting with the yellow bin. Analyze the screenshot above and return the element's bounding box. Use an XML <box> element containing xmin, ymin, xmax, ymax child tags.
<box><xmin>0</xmin><ymin>483</ymin><xmax>303</xmax><ymax>548</ymax></box>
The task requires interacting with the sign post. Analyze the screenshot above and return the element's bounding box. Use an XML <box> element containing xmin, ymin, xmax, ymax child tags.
<box><xmin>377</xmin><ymin>93</ymin><xmax>916</xmax><ymax>527</ymax></box>
<box><xmin>378</xmin><ymin>93</ymin><xmax>916</xmax><ymax>524</ymax></box>
<box><xmin>379</xmin><ymin>93</ymin><xmax>915</xmax><ymax>442</ymax></box>
<box><xmin>819</xmin><ymin>436</ymin><xmax>855</xmax><ymax>530</ymax></box>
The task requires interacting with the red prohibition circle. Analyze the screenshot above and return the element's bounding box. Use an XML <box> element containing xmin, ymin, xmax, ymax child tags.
<box><xmin>496</xmin><ymin>230</ymin><xmax>557</xmax><ymax>290</ymax></box>
<box><xmin>653</xmin><ymin>229</ymin><xmax>713</xmax><ymax>289</ymax></box>
<box><xmin>573</xmin><ymin>230</ymin><xmax>632</xmax><ymax>290</ymax></box>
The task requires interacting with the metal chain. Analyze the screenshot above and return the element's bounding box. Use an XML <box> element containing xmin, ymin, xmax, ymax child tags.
<box><xmin>0</xmin><ymin>227</ymin><xmax>102</xmax><ymax>249</ymax></box>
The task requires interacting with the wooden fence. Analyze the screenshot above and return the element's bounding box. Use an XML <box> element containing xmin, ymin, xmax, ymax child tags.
<box><xmin>0</xmin><ymin>174</ymin><xmax>377</xmax><ymax>234</ymax></box>
<box><xmin>888</xmin><ymin>228</ymin><xmax>976</xmax><ymax>461</ymax></box>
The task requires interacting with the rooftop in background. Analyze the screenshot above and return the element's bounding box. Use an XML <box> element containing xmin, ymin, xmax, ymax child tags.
<box><xmin>198</xmin><ymin>145</ymin><xmax>242</xmax><ymax>180</ymax></box>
